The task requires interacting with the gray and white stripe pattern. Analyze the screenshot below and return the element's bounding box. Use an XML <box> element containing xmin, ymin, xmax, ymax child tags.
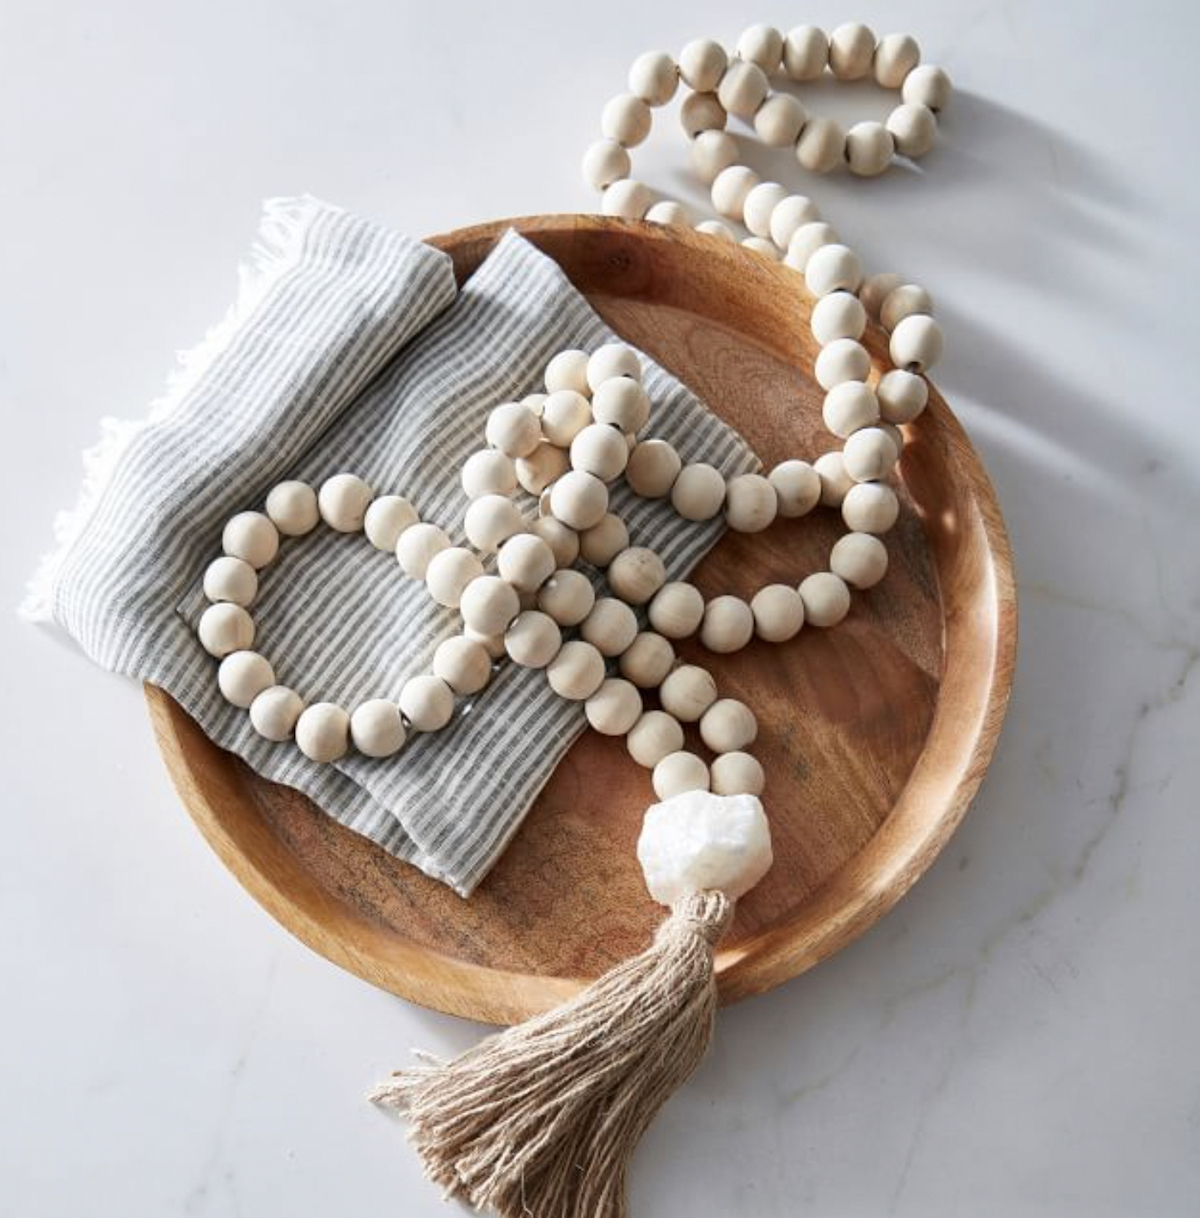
<box><xmin>32</xmin><ymin>198</ymin><xmax>757</xmax><ymax>895</ymax></box>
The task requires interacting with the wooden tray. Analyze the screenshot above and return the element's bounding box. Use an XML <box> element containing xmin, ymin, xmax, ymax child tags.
<box><xmin>147</xmin><ymin>215</ymin><xmax>1016</xmax><ymax>1026</ymax></box>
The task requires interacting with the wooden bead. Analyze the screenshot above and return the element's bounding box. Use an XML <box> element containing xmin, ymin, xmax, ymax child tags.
<box><xmin>877</xmin><ymin>369</ymin><xmax>929</xmax><ymax>423</ymax></box>
<box><xmin>806</xmin><ymin>243</ymin><xmax>864</xmax><ymax>296</ymax></box>
<box><xmin>459</xmin><ymin>575</ymin><xmax>520</xmax><ymax>635</ymax></box>
<box><xmin>203</xmin><ymin>555</ymin><xmax>257</xmax><ymax>606</ymax></box>
<box><xmin>742</xmin><ymin>182</ymin><xmax>788</xmax><ymax>237</ymax></box>
<box><xmin>544</xmin><ymin>348</ymin><xmax>590</xmax><ymax>395</ymax></box>
<box><xmin>829</xmin><ymin>22</ymin><xmax>876</xmax><ymax>80</ymax></box>
<box><xmin>785</xmin><ymin>220</ymin><xmax>839</xmax><ymax>272</ymax></box>
<box><xmin>265</xmin><ymin>481</ymin><xmax>319</xmax><ymax>537</ymax></box>
<box><xmin>648</xmin><ymin>581</ymin><xmax>705</xmax><ymax>639</ymax></box>
<box><xmin>659</xmin><ymin>664</ymin><xmax>717</xmax><ymax>721</ymax></box>
<box><xmin>540</xmin><ymin>389</ymin><xmax>591</xmax><ymax>446</ymax></box>
<box><xmin>223</xmin><ymin>510</ymin><xmax>279</xmax><ymax>568</ymax></box>
<box><xmin>602</xmin><ymin>92</ymin><xmax>652</xmax><ymax>147</ymax></box>
<box><xmin>571</xmin><ymin>423</ymin><xmax>629</xmax><ymax>481</ymax></box>
<box><xmin>295</xmin><ymin>702</ymin><xmax>350</xmax><ymax>762</ymax></box>
<box><xmin>769</xmin><ymin>459</ymin><xmax>821</xmax><ymax>517</ymax></box>
<box><xmin>814</xmin><ymin>451</ymin><xmax>855</xmax><ymax>506</ymax></box>
<box><xmin>619</xmin><ymin>631</ymin><xmax>675</xmax><ymax>688</ymax></box>
<box><xmin>696</xmin><ymin>219</ymin><xmax>736</xmax><ymax>242</ymax></box>
<box><xmin>754</xmin><ymin>95</ymin><xmax>806</xmax><ymax>148</ymax></box>
<box><xmin>653</xmin><ymin>751</ymin><xmax>711</xmax><ymax>799</ymax></box>
<box><xmin>811</xmin><ymin>291</ymin><xmax>867</xmax><ymax>345</ymax></box>
<box><xmin>515</xmin><ymin>444</ymin><xmax>568</xmax><ymax>496</ymax></box>
<box><xmin>679</xmin><ymin>38</ymin><xmax>728</xmax><ymax>91</ymax></box>
<box><xmin>585</xmin><ymin>677</ymin><xmax>643</xmax><ymax>735</ymax></box>
<box><xmin>497</xmin><ymin>533</ymin><xmax>556</xmax><ymax>593</ymax></box>
<box><xmin>887</xmin><ymin>102</ymin><xmax>936</xmax><ymax>158</ymax></box>
<box><xmin>425</xmin><ymin>546</ymin><xmax>485</xmax><ymax>608</ymax></box>
<box><xmin>249</xmin><ymin>685</ymin><xmax>304</xmax><ymax>741</ymax></box>
<box><xmin>831</xmin><ymin>532</ymin><xmax>890</xmax><ymax>589</ymax></box>
<box><xmin>581</xmin><ymin>597</ymin><xmax>639</xmax><ymax>656</ymax></box>
<box><xmin>505</xmin><ymin>610</ymin><xmax>563</xmax><ymax>668</ymax></box>
<box><xmin>859</xmin><ymin>272</ymin><xmax>905</xmax><ymax>319</ymax></box>
<box><xmin>602</xmin><ymin>179</ymin><xmax>653</xmax><ymax>220</ymax></box>
<box><xmin>716</xmin><ymin>59</ymin><xmax>769</xmax><ymax>119</ymax></box>
<box><xmin>874</xmin><ymin>32</ymin><xmax>920</xmax><ymax>88</ymax></box>
<box><xmin>317</xmin><ymin>475</ymin><xmax>373</xmax><ymax>534</ymax></box>
<box><xmin>198</xmin><ymin>602</ymin><xmax>254</xmax><ymax>658</ymax></box>
<box><xmin>671</xmin><ymin>462</ymin><xmax>726</xmax><ymax>520</ymax></box>
<box><xmin>538</xmin><ymin>568</ymin><xmax>595</xmax><ymax>626</ymax></box>
<box><xmin>711</xmin><ymin>165</ymin><xmax>760</xmax><ymax>221</ymax></box>
<box><xmin>795</xmin><ymin>117</ymin><xmax>845</xmax><ymax>174</ymax></box>
<box><xmin>823</xmin><ymin>381</ymin><xmax>880</xmax><ymax>437</ymax></box>
<box><xmin>486</xmin><ymin>402</ymin><xmax>541</xmax><ymax>458</ymax></box>
<box><xmin>550</xmin><ymin>470</ymin><xmax>609</xmax><ymax>530</ymax></box>
<box><xmin>799</xmin><ymin>572</ymin><xmax>851</xmax><ymax>627</ymax></box>
<box><xmin>725</xmin><ymin>473</ymin><xmax>777</xmax><ymax>533</ymax></box>
<box><xmin>217</xmin><ymin>650</ymin><xmax>275</xmax><ymax>708</ymax></box>
<box><xmin>769</xmin><ymin>194</ymin><xmax>820</xmax><ymax>248</ymax></box>
<box><xmin>582</xmin><ymin>138</ymin><xmax>632</xmax><ymax>190</ymax></box>
<box><xmin>646</xmin><ymin>199</ymin><xmax>693</xmax><ymax>226</ymax></box>
<box><xmin>690</xmin><ymin>130</ymin><xmax>739</xmax><ymax>184</ymax></box>
<box><xmin>844</xmin><ymin>427</ymin><xmax>898</xmax><ymax>482</ymax></box>
<box><xmin>399</xmin><ymin>675</ymin><xmax>454</xmax><ymax>732</ymax></box>
<box><xmin>464</xmin><ymin>494</ymin><xmax>524</xmax><ymax>553</ymax></box>
<box><xmin>845</xmin><ymin>121</ymin><xmax>895</xmax><ymax>177</ymax></box>
<box><xmin>700</xmin><ymin>595</ymin><xmax>754</xmax><ymax>653</ymax></box>
<box><xmin>784</xmin><ymin>25</ymin><xmax>827</xmax><ymax>79</ymax></box>
<box><xmin>350</xmin><ymin>699</ymin><xmax>406</xmax><ymax>758</ymax></box>
<box><xmin>591</xmin><ymin>377</ymin><xmax>650</xmax><ymax>432</ymax></box>
<box><xmin>889</xmin><ymin>314</ymin><xmax>944</xmax><ymax>372</ymax></box>
<box><xmin>738</xmin><ymin>23</ymin><xmax>784</xmax><ymax>71</ymax></box>
<box><xmin>547</xmin><ymin>640</ymin><xmax>606</xmax><ymax>700</ymax></box>
<box><xmin>710</xmin><ymin>751</ymin><xmax>765</xmax><ymax>796</ymax></box>
<box><xmin>627</xmin><ymin>710</ymin><xmax>685</xmax><ymax>769</ymax></box>
<box><xmin>608</xmin><ymin>546</ymin><xmax>667</xmax><ymax>604</ymax></box>
<box><xmin>750</xmin><ymin>584</ymin><xmax>805</xmax><ymax>641</ymax></box>
<box><xmin>679</xmin><ymin>92</ymin><xmax>726</xmax><ymax>139</ymax></box>
<box><xmin>626</xmin><ymin>439</ymin><xmax>681</xmax><ymax>498</ymax></box>
<box><xmin>902</xmin><ymin>64</ymin><xmax>952</xmax><ymax>113</ymax></box>
<box><xmin>629</xmin><ymin>51</ymin><xmax>678</xmax><ymax>107</ymax></box>
<box><xmin>432</xmin><ymin>635</ymin><xmax>492</xmax><ymax>695</ymax></box>
<box><xmin>699</xmin><ymin>698</ymin><xmax>758</xmax><ymax>753</ymax></box>
<box><xmin>463</xmin><ymin>448</ymin><xmax>518</xmax><ymax>498</ymax></box>
<box><xmin>364</xmin><ymin>495</ymin><xmax>419</xmax><ymax>551</ymax></box>
<box><xmin>816</xmin><ymin>339</ymin><xmax>871</xmax><ymax>389</ymax></box>
<box><xmin>579</xmin><ymin>513</ymin><xmax>629</xmax><ymax>567</ymax></box>
<box><xmin>529</xmin><ymin>517</ymin><xmax>579</xmax><ymax>568</ymax></box>
<box><xmin>842</xmin><ymin>482</ymin><xmax>900</xmax><ymax>534</ymax></box>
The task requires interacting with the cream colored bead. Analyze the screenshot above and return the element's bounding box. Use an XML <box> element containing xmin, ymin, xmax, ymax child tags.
<box><xmin>769</xmin><ymin>459</ymin><xmax>821</xmax><ymax>517</ymax></box>
<box><xmin>619</xmin><ymin>631</ymin><xmax>675</xmax><ymax>688</ymax></box>
<box><xmin>716</xmin><ymin>59</ymin><xmax>769</xmax><ymax>119</ymax></box>
<box><xmin>679</xmin><ymin>38</ymin><xmax>728</xmax><ymax>91</ymax></box>
<box><xmin>889</xmin><ymin>314</ymin><xmax>944</xmax><ymax>373</ymax></box>
<box><xmin>217</xmin><ymin>650</ymin><xmax>275</xmax><ymax>708</ymax></box>
<box><xmin>602</xmin><ymin>179</ymin><xmax>653</xmax><ymax>219</ymax></box>
<box><xmin>725</xmin><ymin>473</ymin><xmax>777</xmax><ymax>533</ymax></box>
<box><xmin>540</xmin><ymin>389</ymin><xmax>592</xmax><ymax>447</ymax></box>
<box><xmin>223</xmin><ymin>510</ymin><xmax>279</xmax><ymax>568</ymax></box>
<box><xmin>648</xmin><ymin>581</ymin><xmax>705</xmax><ymax>639</ymax></box>
<box><xmin>699</xmin><ymin>698</ymin><xmax>758</xmax><ymax>753</ymax></box>
<box><xmin>295</xmin><ymin>702</ymin><xmax>350</xmax><ymax>762</ymax></box>
<box><xmin>830</xmin><ymin>532</ymin><xmax>890</xmax><ymax>589</ymax></box>
<box><xmin>795</xmin><ymin>117</ymin><xmax>845</xmax><ymax>173</ymax></box>
<box><xmin>710</xmin><ymin>751</ymin><xmax>765</xmax><ymax>796</ymax></box>
<box><xmin>538</xmin><ymin>568</ymin><xmax>595</xmax><ymax>626</ymax></box>
<box><xmin>823</xmin><ymin>381</ymin><xmax>880</xmax><ymax>438</ymax></box>
<box><xmin>590</xmin><ymin>377</ymin><xmax>650</xmax><ymax>433</ymax></box>
<box><xmin>627</xmin><ymin>710</ymin><xmax>685</xmax><ymax>769</ymax></box>
<box><xmin>608</xmin><ymin>547</ymin><xmax>666</xmax><ymax>606</ymax></box>
<box><xmin>696</xmin><ymin>219</ymin><xmax>736</xmax><ymax>242</ymax></box>
<box><xmin>515</xmin><ymin>444</ymin><xmax>567</xmax><ymax>496</ymax></box>
<box><xmin>505</xmin><ymin>609</ymin><xmax>562</xmax><ymax>668</ymax></box>
<box><xmin>829</xmin><ymin>22</ymin><xmax>876</xmax><ymax>80</ymax></box>
<box><xmin>587</xmin><ymin>343</ymin><xmax>641</xmax><ymax>389</ymax></box>
<box><xmin>581</xmin><ymin>597</ymin><xmax>639</xmax><ymax>657</ymax></box>
<box><xmin>785</xmin><ymin>221</ymin><xmax>839</xmax><ymax>272</ymax></box>
<box><xmin>579</xmin><ymin>513</ymin><xmax>629</xmax><ymax>567</ymax></box>
<box><xmin>424</xmin><ymin>547</ymin><xmax>484</xmax><ymax>608</ymax></box>
<box><xmin>265</xmin><ymin>480</ymin><xmax>319</xmax><ymax>537</ymax></box>
<box><xmin>585</xmin><ymin>677</ymin><xmax>643</xmax><ymax>735</ymax></box>
<box><xmin>769</xmin><ymin>194</ymin><xmax>820</xmax><ymax>249</ymax></box>
<box><xmin>399</xmin><ymin>675</ymin><xmax>454</xmax><ymax>732</ymax></box>
<box><xmin>547</xmin><ymin>640</ymin><xmax>607</xmax><ymax>700</ymax></box>
<box><xmin>626</xmin><ymin>439</ymin><xmax>681</xmax><ymax>498</ymax></box>
<box><xmin>364</xmin><ymin>495</ymin><xmax>418</xmax><ymax>551</ymax></box>
<box><xmin>877</xmin><ymin>369</ymin><xmax>929</xmax><ymax>423</ymax></box>
<box><xmin>350</xmin><ymin>699</ymin><xmax>406</xmax><ymax>758</ymax></box>
<box><xmin>859</xmin><ymin>272</ymin><xmax>904</xmax><ymax>319</ymax></box>
<box><xmin>754</xmin><ymin>95</ymin><xmax>806</xmax><ymax>148</ymax></box>
<box><xmin>690</xmin><ymin>129</ymin><xmax>740</xmax><ymax>185</ymax></box>
<box><xmin>799</xmin><ymin>571</ymin><xmax>851</xmax><ymax>627</ymax></box>
<box><xmin>711</xmin><ymin>165</ymin><xmax>760</xmax><ymax>221</ymax></box>
<box><xmin>743</xmin><ymin>182</ymin><xmax>788</xmax><ymax>237</ymax></box>
<box><xmin>843</xmin><ymin>482</ymin><xmax>900</xmax><ymax>534</ymax></box>
<box><xmin>811</xmin><ymin>291</ymin><xmax>867</xmax><ymax>345</ymax></box>
<box><xmin>317</xmin><ymin>474</ymin><xmax>373</xmax><ymax>534</ymax></box>
<box><xmin>660</xmin><ymin>664</ymin><xmax>717</xmax><ymax>722</ymax></box>
<box><xmin>783</xmin><ymin>25</ymin><xmax>827</xmax><ymax>79</ymax></box>
<box><xmin>432</xmin><ymin>635</ymin><xmax>492</xmax><ymax>695</ymax></box>
<box><xmin>464</xmin><ymin>626</ymin><xmax>506</xmax><ymax>659</ymax></box>
<box><xmin>814</xmin><ymin>450</ymin><xmax>855</xmax><ymax>506</ymax></box>
<box><xmin>679</xmin><ymin>92</ymin><xmax>726</xmax><ymax>139</ymax></box>
<box><xmin>738</xmin><ymin>23</ymin><xmax>784</xmax><ymax>71</ymax></box>
<box><xmin>486</xmin><ymin>401</ymin><xmax>541</xmax><ymax>458</ymax></box>
<box><xmin>751</xmin><ymin>584</ymin><xmax>805</xmax><ymax>642</ymax></box>
<box><xmin>874</xmin><ymin>32</ymin><xmax>920</xmax><ymax>88</ymax></box>
<box><xmin>529</xmin><ymin>517</ymin><xmax>579</xmax><ymax>568</ymax></box>
<box><xmin>844</xmin><ymin>427</ymin><xmax>899</xmax><ymax>482</ymax></box>
<box><xmin>815</xmin><ymin>338</ymin><xmax>871</xmax><ymax>389</ymax></box>
<box><xmin>582</xmin><ymin>138</ymin><xmax>632</xmax><ymax>191</ymax></box>
<box><xmin>845</xmin><ymin>121</ymin><xmax>895</xmax><ymax>177</ymax></box>
<box><xmin>198</xmin><ymin>602</ymin><xmax>254</xmax><ymax>658</ymax></box>
<box><xmin>464</xmin><ymin>448</ymin><xmax>519</xmax><ymax>498</ymax></box>
<box><xmin>902</xmin><ymin>64</ymin><xmax>952</xmax><ymax>113</ymax></box>
<box><xmin>497</xmin><ymin>533</ymin><xmax>556</xmax><ymax>593</ymax></box>
<box><xmin>249</xmin><ymin>684</ymin><xmax>304</xmax><ymax>741</ymax></box>
<box><xmin>700</xmin><ymin>595</ymin><xmax>754</xmax><ymax>653</ymax></box>
<box><xmin>570</xmin><ymin>423</ymin><xmax>629</xmax><ymax>481</ymax></box>
<box><xmin>544</xmin><ymin>348</ymin><xmax>590</xmax><ymax>395</ymax></box>
<box><xmin>629</xmin><ymin>51</ymin><xmax>678</xmax><ymax>107</ymax></box>
<box><xmin>463</xmin><ymin>494</ymin><xmax>524</xmax><ymax>553</ymax></box>
<box><xmin>806</xmin><ymin>244</ymin><xmax>864</xmax><ymax>297</ymax></box>
<box><xmin>646</xmin><ymin>199</ymin><xmax>693</xmax><ymax>226</ymax></box>
<box><xmin>203</xmin><ymin>555</ymin><xmax>257</xmax><ymax>606</ymax></box>
<box><xmin>887</xmin><ymin>102</ymin><xmax>937</xmax><ymax>158</ymax></box>
<box><xmin>602</xmin><ymin>92</ymin><xmax>652</xmax><ymax>147</ymax></box>
<box><xmin>653</xmin><ymin>751</ymin><xmax>711</xmax><ymax>799</ymax></box>
<box><xmin>459</xmin><ymin>575</ymin><xmax>520</xmax><ymax>635</ymax></box>
<box><xmin>550</xmin><ymin>470</ymin><xmax>609</xmax><ymax>530</ymax></box>
<box><xmin>671</xmin><ymin>462</ymin><xmax>726</xmax><ymax>521</ymax></box>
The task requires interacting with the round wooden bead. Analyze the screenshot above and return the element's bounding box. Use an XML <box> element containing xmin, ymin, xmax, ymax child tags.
<box><xmin>679</xmin><ymin>38</ymin><xmax>728</xmax><ymax>91</ymax></box>
<box><xmin>710</xmin><ymin>751</ymin><xmax>765</xmax><ymax>796</ymax></box>
<box><xmin>198</xmin><ymin>602</ymin><xmax>254</xmax><ymax>658</ymax></box>
<box><xmin>602</xmin><ymin>92</ymin><xmax>652</xmax><ymax>147</ymax></box>
<box><xmin>581</xmin><ymin>597</ymin><xmax>639</xmax><ymax>656</ymax></box>
<box><xmin>223</xmin><ymin>510</ymin><xmax>279</xmax><ymax>568</ymax></box>
<box><xmin>784</xmin><ymin>25</ymin><xmax>828</xmax><ymax>80</ymax></box>
<box><xmin>671</xmin><ymin>462</ymin><xmax>726</xmax><ymax>520</ymax></box>
<box><xmin>769</xmin><ymin>459</ymin><xmax>821</xmax><ymax>517</ymax></box>
<box><xmin>249</xmin><ymin>685</ymin><xmax>304</xmax><ymax>741</ymax></box>
<box><xmin>754</xmin><ymin>95</ymin><xmax>806</xmax><ymax>148</ymax></box>
<box><xmin>486</xmin><ymin>403</ymin><xmax>541</xmax><ymax>460</ymax></box>
<box><xmin>874</xmin><ymin>32</ymin><xmax>920</xmax><ymax>88</ymax></box>
<box><xmin>699</xmin><ymin>698</ymin><xmax>758</xmax><ymax>753</ymax></box>
<box><xmin>831</xmin><ymin>532</ymin><xmax>890</xmax><ymax>589</ymax></box>
<box><xmin>889</xmin><ymin>314</ymin><xmax>944</xmax><ymax>373</ymax></box>
<box><xmin>887</xmin><ymin>102</ymin><xmax>937</xmax><ymax>158</ymax></box>
<box><xmin>529</xmin><ymin>517</ymin><xmax>580</xmax><ymax>568</ymax></box>
<box><xmin>463</xmin><ymin>448</ymin><xmax>519</xmax><ymax>498</ymax></box>
<box><xmin>795</xmin><ymin>117</ymin><xmax>845</xmax><ymax>174</ymax></box>
<box><xmin>547</xmin><ymin>640</ymin><xmax>607</xmax><ymax>700</ymax></box>
<box><xmin>571</xmin><ymin>423</ymin><xmax>629</xmax><ymax>481</ymax></box>
<box><xmin>902</xmin><ymin>64</ymin><xmax>952</xmax><ymax>113</ymax></box>
<box><xmin>544</xmin><ymin>348</ymin><xmax>590</xmax><ymax>395</ymax></box>
<box><xmin>582</xmin><ymin>138</ymin><xmax>632</xmax><ymax>190</ymax></box>
<box><xmin>860</xmin><ymin>272</ymin><xmax>905</xmax><ymax>319</ymax></box>
<box><xmin>738</xmin><ymin>23</ymin><xmax>784</xmax><ymax>71</ymax></box>
<box><xmin>538</xmin><ymin>568</ymin><xmax>595</xmax><ymax>626</ymax></box>
<box><xmin>317</xmin><ymin>475</ymin><xmax>373</xmax><ymax>534</ymax></box>
<box><xmin>816</xmin><ymin>339</ymin><xmax>871</xmax><ymax>390</ymax></box>
<box><xmin>844</xmin><ymin>427</ymin><xmax>898</xmax><ymax>482</ymax></box>
<box><xmin>700</xmin><ymin>595</ymin><xmax>755</xmax><ymax>653</ymax></box>
<box><xmin>626</xmin><ymin>439</ymin><xmax>681</xmax><ymax>498</ymax></box>
<box><xmin>679</xmin><ymin>92</ymin><xmax>726</xmax><ymax>139</ymax></box>
<box><xmin>579</xmin><ymin>513</ymin><xmax>629</xmax><ymax>567</ymax></box>
<box><xmin>690</xmin><ymin>130</ymin><xmax>740</xmax><ymax>184</ymax></box>
<box><xmin>646</xmin><ymin>199</ymin><xmax>693</xmax><ymax>226</ymax></box>
<box><xmin>659</xmin><ymin>664</ymin><xmax>717</xmax><ymax>722</ymax></box>
<box><xmin>881</xmin><ymin>284</ymin><xmax>934</xmax><ymax>332</ymax></box>
<box><xmin>696</xmin><ymin>219</ymin><xmax>736</xmax><ymax>242</ymax></box>
<box><xmin>364</xmin><ymin>495</ymin><xmax>419</xmax><ymax>551</ymax></box>
<box><xmin>627</xmin><ymin>710</ymin><xmax>685</xmax><ymax>769</ymax></box>
<box><xmin>877</xmin><ymin>369</ymin><xmax>929</xmax><ymax>423</ymax></box>
<box><xmin>217</xmin><ymin>650</ymin><xmax>275</xmax><ymax>708</ymax></box>
<box><xmin>432</xmin><ymin>635</ymin><xmax>492</xmax><ymax>695</ymax></box>
<box><xmin>464</xmin><ymin>494</ymin><xmax>525</xmax><ymax>553</ymax></box>
<box><xmin>203</xmin><ymin>555</ymin><xmax>257</xmax><ymax>606</ymax></box>
<box><xmin>846</xmin><ymin>121</ymin><xmax>895</xmax><ymax>176</ymax></box>
<box><xmin>295</xmin><ymin>702</ymin><xmax>350</xmax><ymax>762</ymax></box>
<box><xmin>589</xmin><ymin>343</ymin><xmax>642</xmax><ymax>390</ymax></box>
<box><xmin>399</xmin><ymin>675</ymin><xmax>454</xmax><ymax>732</ymax></box>
<box><xmin>541</xmin><ymin>390</ymin><xmax>592</xmax><ymax>446</ymax></box>
<box><xmin>823</xmin><ymin>382</ymin><xmax>880</xmax><ymax>438</ymax></box>
<box><xmin>425</xmin><ymin>546</ymin><xmax>485</xmax><ymax>608</ymax></box>
<box><xmin>602</xmin><ymin>179</ymin><xmax>653</xmax><ymax>220</ymax></box>
<box><xmin>742</xmin><ymin>182</ymin><xmax>788</xmax><ymax>237</ymax></box>
<box><xmin>711</xmin><ymin>165</ymin><xmax>760</xmax><ymax>221</ymax></box>
<box><xmin>550</xmin><ymin>470</ymin><xmax>609</xmax><ymax>530</ymax></box>
<box><xmin>516</xmin><ymin>444</ymin><xmax>569</xmax><ymax>496</ymax></box>
<box><xmin>265</xmin><ymin>481</ymin><xmax>319</xmax><ymax>537</ymax></box>
<box><xmin>750</xmin><ymin>584</ymin><xmax>805</xmax><ymax>641</ymax></box>
<box><xmin>619</xmin><ymin>631</ymin><xmax>675</xmax><ymax>688</ymax></box>
<box><xmin>769</xmin><ymin>194</ymin><xmax>820</xmax><ymax>249</ymax></box>
<box><xmin>648</xmin><ymin>581</ymin><xmax>705</xmax><ymax>639</ymax></box>
<box><xmin>653</xmin><ymin>751</ymin><xmax>711</xmax><ymax>799</ymax></box>
<box><xmin>785</xmin><ymin>221</ymin><xmax>839</xmax><ymax>272</ymax></box>
<box><xmin>629</xmin><ymin>50</ymin><xmax>678</xmax><ymax>107</ymax></box>
<box><xmin>811</xmin><ymin>291</ymin><xmax>867</xmax><ymax>344</ymax></box>
<box><xmin>350</xmin><ymin>699</ymin><xmax>406</xmax><ymax>758</ymax></box>
<box><xmin>459</xmin><ymin>575</ymin><xmax>520</xmax><ymax>635</ymax></box>
<box><xmin>505</xmin><ymin>610</ymin><xmax>563</xmax><ymax>668</ymax></box>
<box><xmin>814</xmin><ymin>451</ymin><xmax>855</xmax><ymax>506</ymax></box>
<box><xmin>842</xmin><ymin>482</ymin><xmax>900</xmax><ymax>534</ymax></box>
<box><xmin>829</xmin><ymin>22</ymin><xmax>876</xmax><ymax>80</ymax></box>
<box><xmin>585</xmin><ymin>677</ymin><xmax>643</xmax><ymax>735</ymax></box>
<box><xmin>806</xmin><ymin>244</ymin><xmax>864</xmax><ymax>296</ymax></box>
<box><xmin>798</xmin><ymin>572</ymin><xmax>851</xmax><ymax>627</ymax></box>
<box><xmin>717</xmin><ymin>59</ymin><xmax>769</xmax><ymax>119</ymax></box>
<box><xmin>590</xmin><ymin>377</ymin><xmax>650</xmax><ymax>433</ymax></box>
<box><xmin>497</xmin><ymin>533</ymin><xmax>556</xmax><ymax>593</ymax></box>
<box><xmin>725</xmin><ymin>473</ymin><xmax>778</xmax><ymax>533</ymax></box>
<box><xmin>608</xmin><ymin>546</ymin><xmax>667</xmax><ymax>605</ymax></box>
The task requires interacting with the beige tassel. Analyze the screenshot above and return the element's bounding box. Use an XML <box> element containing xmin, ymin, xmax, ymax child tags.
<box><xmin>370</xmin><ymin>889</ymin><xmax>733</xmax><ymax>1218</ymax></box>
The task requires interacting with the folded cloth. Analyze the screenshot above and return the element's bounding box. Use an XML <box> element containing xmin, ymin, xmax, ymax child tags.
<box><xmin>24</xmin><ymin>196</ymin><xmax>757</xmax><ymax>895</ymax></box>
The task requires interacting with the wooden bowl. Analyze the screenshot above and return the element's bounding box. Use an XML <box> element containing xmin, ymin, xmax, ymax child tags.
<box><xmin>147</xmin><ymin>215</ymin><xmax>1016</xmax><ymax>1025</ymax></box>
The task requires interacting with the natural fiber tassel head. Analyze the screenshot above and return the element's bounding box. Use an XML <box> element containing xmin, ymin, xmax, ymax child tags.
<box><xmin>370</xmin><ymin>888</ymin><xmax>734</xmax><ymax>1218</ymax></box>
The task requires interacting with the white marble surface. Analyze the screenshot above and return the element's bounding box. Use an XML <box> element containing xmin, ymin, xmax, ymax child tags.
<box><xmin>2</xmin><ymin>1</ymin><xmax>1198</xmax><ymax>1214</ymax></box>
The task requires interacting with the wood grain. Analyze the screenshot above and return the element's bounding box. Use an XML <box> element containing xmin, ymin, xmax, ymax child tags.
<box><xmin>146</xmin><ymin>214</ymin><xmax>1017</xmax><ymax>1025</ymax></box>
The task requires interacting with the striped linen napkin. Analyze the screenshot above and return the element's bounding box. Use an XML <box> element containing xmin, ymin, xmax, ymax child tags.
<box><xmin>23</xmin><ymin>197</ymin><xmax>757</xmax><ymax>895</ymax></box>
